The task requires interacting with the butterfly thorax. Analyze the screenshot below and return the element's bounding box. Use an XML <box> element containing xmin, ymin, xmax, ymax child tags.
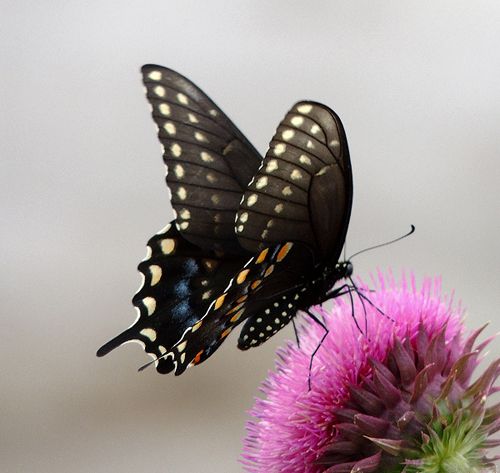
<box><xmin>297</xmin><ymin>260</ymin><xmax>353</xmax><ymax>308</ymax></box>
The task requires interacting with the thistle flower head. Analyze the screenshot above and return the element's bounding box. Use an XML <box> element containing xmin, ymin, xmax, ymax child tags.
<box><xmin>242</xmin><ymin>273</ymin><xmax>499</xmax><ymax>473</ymax></box>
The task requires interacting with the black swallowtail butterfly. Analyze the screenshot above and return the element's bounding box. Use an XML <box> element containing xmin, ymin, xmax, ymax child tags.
<box><xmin>96</xmin><ymin>65</ymin><xmax>353</xmax><ymax>375</ymax></box>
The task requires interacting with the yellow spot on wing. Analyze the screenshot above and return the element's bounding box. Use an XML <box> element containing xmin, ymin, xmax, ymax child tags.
<box><xmin>237</xmin><ymin>269</ymin><xmax>250</xmax><ymax>284</ymax></box>
<box><xmin>142</xmin><ymin>297</ymin><xmax>157</xmax><ymax>315</ymax></box>
<box><xmin>149</xmin><ymin>265</ymin><xmax>162</xmax><ymax>286</ymax></box>
<box><xmin>140</xmin><ymin>328</ymin><xmax>157</xmax><ymax>341</ymax></box>
<box><xmin>192</xmin><ymin>320</ymin><xmax>202</xmax><ymax>332</ymax></box>
<box><xmin>160</xmin><ymin>238</ymin><xmax>176</xmax><ymax>254</ymax></box>
<box><xmin>214</xmin><ymin>293</ymin><xmax>226</xmax><ymax>310</ymax></box>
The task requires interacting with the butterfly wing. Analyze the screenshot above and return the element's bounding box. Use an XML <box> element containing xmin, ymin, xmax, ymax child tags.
<box><xmin>164</xmin><ymin>240</ymin><xmax>316</xmax><ymax>374</ymax></box>
<box><xmin>98</xmin><ymin>89</ymin><xmax>354</xmax><ymax>373</ymax></box>
<box><xmin>236</xmin><ymin>101</ymin><xmax>353</xmax><ymax>261</ymax></box>
<box><xmin>141</xmin><ymin>65</ymin><xmax>262</xmax><ymax>254</ymax></box>
<box><xmin>236</xmin><ymin>244</ymin><xmax>317</xmax><ymax>350</ymax></box>
<box><xmin>96</xmin><ymin>222</ymin><xmax>248</xmax><ymax>373</ymax></box>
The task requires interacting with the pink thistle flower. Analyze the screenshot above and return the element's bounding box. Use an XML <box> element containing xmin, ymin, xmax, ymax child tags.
<box><xmin>242</xmin><ymin>272</ymin><xmax>499</xmax><ymax>473</ymax></box>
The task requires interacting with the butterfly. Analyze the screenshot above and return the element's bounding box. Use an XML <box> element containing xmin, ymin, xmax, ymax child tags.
<box><xmin>96</xmin><ymin>65</ymin><xmax>353</xmax><ymax>375</ymax></box>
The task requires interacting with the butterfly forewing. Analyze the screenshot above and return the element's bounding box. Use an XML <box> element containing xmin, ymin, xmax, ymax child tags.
<box><xmin>141</xmin><ymin>65</ymin><xmax>262</xmax><ymax>253</ymax></box>
<box><xmin>236</xmin><ymin>101</ymin><xmax>352</xmax><ymax>261</ymax></box>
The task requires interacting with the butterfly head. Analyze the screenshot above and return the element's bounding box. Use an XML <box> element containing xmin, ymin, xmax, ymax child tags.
<box><xmin>337</xmin><ymin>260</ymin><xmax>353</xmax><ymax>279</ymax></box>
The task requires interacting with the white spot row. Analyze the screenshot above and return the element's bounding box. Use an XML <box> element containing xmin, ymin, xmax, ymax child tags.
<box><xmin>154</xmin><ymin>86</ymin><xmax>166</xmax><ymax>97</ymax></box>
<box><xmin>255</xmin><ymin>176</ymin><xmax>268</xmax><ymax>189</ymax></box>
<box><xmin>194</xmin><ymin>131</ymin><xmax>208</xmax><ymax>143</ymax></box>
<box><xmin>274</xmin><ymin>143</ymin><xmax>286</xmax><ymax>156</ymax></box>
<box><xmin>171</xmin><ymin>143</ymin><xmax>182</xmax><ymax>157</ymax></box>
<box><xmin>179</xmin><ymin>209</ymin><xmax>191</xmax><ymax>220</ymax></box>
<box><xmin>174</xmin><ymin>164</ymin><xmax>184</xmax><ymax>178</ymax></box>
<box><xmin>147</xmin><ymin>70</ymin><xmax>162</xmax><ymax>81</ymax></box>
<box><xmin>297</xmin><ymin>104</ymin><xmax>312</xmax><ymax>114</ymax></box>
<box><xmin>299</xmin><ymin>154</ymin><xmax>312</xmax><ymax>165</ymax></box>
<box><xmin>246</xmin><ymin>194</ymin><xmax>258</xmax><ymax>206</ymax></box>
<box><xmin>177</xmin><ymin>93</ymin><xmax>188</xmax><ymax>105</ymax></box>
<box><xmin>159</xmin><ymin>103</ymin><xmax>170</xmax><ymax>116</ymax></box>
<box><xmin>163</xmin><ymin>122</ymin><xmax>176</xmax><ymax>135</ymax></box>
<box><xmin>266</xmin><ymin>159</ymin><xmax>278</xmax><ymax>173</ymax></box>
<box><xmin>201</xmin><ymin>151</ymin><xmax>214</xmax><ymax>162</ymax></box>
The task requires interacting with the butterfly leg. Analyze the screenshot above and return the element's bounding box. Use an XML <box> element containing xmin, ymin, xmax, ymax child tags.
<box><xmin>304</xmin><ymin>309</ymin><xmax>329</xmax><ymax>391</ymax></box>
<box><xmin>319</xmin><ymin>284</ymin><xmax>364</xmax><ymax>335</ymax></box>
<box><xmin>347</xmin><ymin>276</ymin><xmax>393</xmax><ymax>324</ymax></box>
<box><xmin>292</xmin><ymin>319</ymin><xmax>301</xmax><ymax>348</ymax></box>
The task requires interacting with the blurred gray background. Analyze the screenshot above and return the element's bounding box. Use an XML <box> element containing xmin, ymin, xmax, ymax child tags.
<box><xmin>2</xmin><ymin>1</ymin><xmax>499</xmax><ymax>472</ymax></box>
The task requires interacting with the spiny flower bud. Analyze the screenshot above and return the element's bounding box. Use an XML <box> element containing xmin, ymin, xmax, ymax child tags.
<box><xmin>242</xmin><ymin>273</ymin><xmax>499</xmax><ymax>473</ymax></box>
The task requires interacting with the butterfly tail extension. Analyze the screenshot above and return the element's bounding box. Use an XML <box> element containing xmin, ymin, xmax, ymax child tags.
<box><xmin>96</xmin><ymin>328</ymin><xmax>134</xmax><ymax>357</ymax></box>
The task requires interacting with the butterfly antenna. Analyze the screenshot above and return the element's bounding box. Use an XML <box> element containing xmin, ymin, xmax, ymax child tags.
<box><xmin>137</xmin><ymin>352</ymin><xmax>172</xmax><ymax>372</ymax></box>
<box><xmin>348</xmin><ymin>225</ymin><xmax>415</xmax><ymax>260</ymax></box>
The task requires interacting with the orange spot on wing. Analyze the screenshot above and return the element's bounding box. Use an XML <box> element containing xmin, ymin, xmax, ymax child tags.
<box><xmin>193</xmin><ymin>350</ymin><xmax>204</xmax><ymax>365</ymax></box>
<box><xmin>251</xmin><ymin>279</ymin><xmax>262</xmax><ymax>290</ymax></box>
<box><xmin>221</xmin><ymin>327</ymin><xmax>232</xmax><ymax>339</ymax></box>
<box><xmin>276</xmin><ymin>242</ymin><xmax>294</xmax><ymax>262</ymax></box>
<box><xmin>230</xmin><ymin>308</ymin><xmax>245</xmax><ymax>323</ymax></box>
<box><xmin>256</xmin><ymin>248</ymin><xmax>269</xmax><ymax>264</ymax></box>
<box><xmin>227</xmin><ymin>302</ymin><xmax>244</xmax><ymax>315</ymax></box>
<box><xmin>264</xmin><ymin>264</ymin><xmax>275</xmax><ymax>278</ymax></box>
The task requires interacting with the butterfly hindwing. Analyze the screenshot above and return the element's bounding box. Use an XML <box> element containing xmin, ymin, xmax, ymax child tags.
<box><xmin>236</xmin><ymin>101</ymin><xmax>352</xmax><ymax>261</ymax></box>
<box><xmin>141</xmin><ymin>65</ymin><xmax>262</xmax><ymax>253</ymax></box>
<box><xmin>164</xmin><ymin>240</ymin><xmax>317</xmax><ymax>374</ymax></box>
<box><xmin>96</xmin><ymin>222</ymin><xmax>248</xmax><ymax>373</ymax></box>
